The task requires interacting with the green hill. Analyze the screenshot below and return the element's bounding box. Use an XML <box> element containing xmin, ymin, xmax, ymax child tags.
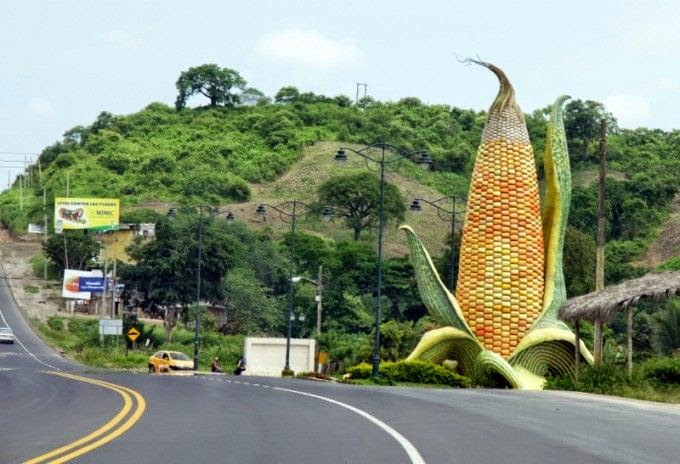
<box><xmin>0</xmin><ymin>92</ymin><xmax>678</xmax><ymax>275</ymax></box>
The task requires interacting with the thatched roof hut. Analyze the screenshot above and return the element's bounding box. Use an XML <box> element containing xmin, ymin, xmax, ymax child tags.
<box><xmin>558</xmin><ymin>270</ymin><xmax>680</xmax><ymax>377</ymax></box>
<box><xmin>559</xmin><ymin>271</ymin><xmax>680</xmax><ymax>322</ymax></box>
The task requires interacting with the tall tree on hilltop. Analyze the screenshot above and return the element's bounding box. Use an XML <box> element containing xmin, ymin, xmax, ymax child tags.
<box><xmin>563</xmin><ymin>99</ymin><xmax>617</xmax><ymax>162</ymax></box>
<box><xmin>175</xmin><ymin>64</ymin><xmax>247</xmax><ymax>110</ymax></box>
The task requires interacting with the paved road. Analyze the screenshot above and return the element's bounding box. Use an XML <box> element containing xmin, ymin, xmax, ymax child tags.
<box><xmin>2</xmin><ymin>269</ymin><xmax>680</xmax><ymax>463</ymax></box>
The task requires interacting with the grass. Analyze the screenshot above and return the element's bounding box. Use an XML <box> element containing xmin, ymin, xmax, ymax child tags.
<box><xmin>33</xmin><ymin>316</ymin><xmax>245</xmax><ymax>372</ymax></box>
<box><xmin>216</xmin><ymin>141</ymin><xmax>465</xmax><ymax>257</ymax></box>
<box><xmin>24</xmin><ymin>285</ymin><xmax>40</xmax><ymax>294</ymax></box>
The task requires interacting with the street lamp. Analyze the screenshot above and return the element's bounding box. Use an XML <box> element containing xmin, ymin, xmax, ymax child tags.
<box><xmin>334</xmin><ymin>143</ymin><xmax>431</xmax><ymax>378</ymax></box>
<box><xmin>168</xmin><ymin>205</ymin><xmax>236</xmax><ymax>370</ymax></box>
<box><xmin>410</xmin><ymin>196</ymin><xmax>467</xmax><ymax>291</ymax></box>
<box><xmin>291</xmin><ymin>265</ymin><xmax>324</xmax><ymax>372</ymax></box>
<box><xmin>255</xmin><ymin>200</ymin><xmax>331</xmax><ymax>375</ymax></box>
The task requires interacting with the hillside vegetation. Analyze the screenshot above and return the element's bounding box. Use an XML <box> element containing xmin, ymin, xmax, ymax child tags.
<box><xmin>0</xmin><ymin>74</ymin><xmax>678</xmax><ymax>371</ymax></box>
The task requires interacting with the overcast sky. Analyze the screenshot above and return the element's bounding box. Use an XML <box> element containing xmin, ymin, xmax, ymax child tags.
<box><xmin>1</xmin><ymin>0</ymin><xmax>678</xmax><ymax>190</ymax></box>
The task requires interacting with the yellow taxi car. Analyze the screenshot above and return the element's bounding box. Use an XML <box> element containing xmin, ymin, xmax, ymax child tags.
<box><xmin>148</xmin><ymin>350</ymin><xmax>194</xmax><ymax>373</ymax></box>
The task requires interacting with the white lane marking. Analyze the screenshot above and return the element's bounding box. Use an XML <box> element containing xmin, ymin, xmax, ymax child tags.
<box><xmin>0</xmin><ymin>307</ymin><xmax>60</xmax><ymax>371</ymax></box>
<box><xmin>274</xmin><ymin>386</ymin><xmax>426</xmax><ymax>464</ymax></box>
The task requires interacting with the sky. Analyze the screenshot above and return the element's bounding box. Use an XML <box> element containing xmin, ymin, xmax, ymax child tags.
<box><xmin>1</xmin><ymin>0</ymin><xmax>679</xmax><ymax>191</ymax></box>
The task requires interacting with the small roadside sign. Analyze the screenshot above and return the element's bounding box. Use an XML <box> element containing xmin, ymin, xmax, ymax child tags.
<box><xmin>99</xmin><ymin>319</ymin><xmax>122</xmax><ymax>336</ymax></box>
<box><xmin>127</xmin><ymin>327</ymin><xmax>140</xmax><ymax>342</ymax></box>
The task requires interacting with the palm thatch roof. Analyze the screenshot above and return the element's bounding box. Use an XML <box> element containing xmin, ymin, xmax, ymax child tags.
<box><xmin>559</xmin><ymin>271</ymin><xmax>680</xmax><ymax>322</ymax></box>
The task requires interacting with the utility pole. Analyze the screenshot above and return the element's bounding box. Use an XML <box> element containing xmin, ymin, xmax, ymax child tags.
<box><xmin>111</xmin><ymin>259</ymin><xmax>117</xmax><ymax>318</ymax></box>
<box><xmin>316</xmin><ymin>265</ymin><xmax>323</xmax><ymax>337</ymax></box>
<box><xmin>594</xmin><ymin>119</ymin><xmax>607</xmax><ymax>363</ymax></box>
<box><xmin>355</xmin><ymin>82</ymin><xmax>367</xmax><ymax>105</ymax></box>
<box><xmin>19</xmin><ymin>175</ymin><xmax>23</xmax><ymax>211</ymax></box>
<box><xmin>102</xmin><ymin>260</ymin><xmax>109</xmax><ymax>317</ymax></box>
<box><xmin>314</xmin><ymin>265</ymin><xmax>324</xmax><ymax>373</ymax></box>
<box><xmin>66</xmin><ymin>172</ymin><xmax>70</xmax><ymax>197</ymax></box>
<box><xmin>43</xmin><ymin>187</ymin><xmax>47</xmax><ymax>283</ymax></box>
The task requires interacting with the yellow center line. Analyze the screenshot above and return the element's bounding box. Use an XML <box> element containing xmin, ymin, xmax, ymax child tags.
<box><xmin>23</xmin><ymin>372</ymin><xmax>146</xmax><ymax>464</ymax></box>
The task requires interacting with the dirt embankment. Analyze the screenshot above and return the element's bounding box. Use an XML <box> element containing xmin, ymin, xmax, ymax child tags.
<box><xmin>638</xmin><ymin>194</ymin><xmax>680</xmax><ymax>268</ymax></box>
<box><xmin>0</xmin><ymin>228</ymin><xmax>62</xmax><ymax>320</ymax></box>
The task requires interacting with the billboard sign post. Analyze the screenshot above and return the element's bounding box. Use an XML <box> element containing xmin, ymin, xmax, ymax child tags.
<box><xmin>54</xmin><ymin>198</ymin><xmax>120</xmax><ymax>233</ymax></box>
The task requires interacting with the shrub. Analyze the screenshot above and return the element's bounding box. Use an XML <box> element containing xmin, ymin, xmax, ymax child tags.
<box><xmin>643</xmin><ymin>357</ymin><xmax>680</xmax><ymax>385</ymax></box>
<box><xmin>545</xmin><ymin>363</ymin><xmax>631</xmax><ymax>394</ymax></box>
<box><xmin>346</xmin><ymin>362</ymin><xmax>372</xmax><ymax>379</ymax></box>
<box><xmin>381</xmin><ymin>360</ymin><xmax>471</xmax><ymax>387</ymax></box>
<box><xmin>346</xmin><ymin>360</ymin><xmax>470</xmax><ymax>387</ymax></box>
<box><xmin>47</xmin><ymin>315</ymin><xmax>64</xmax><ymax>331</ymax></box>
<box><xmin>24</xmin><ymin>285</ymin><xmax>40</xmax><ymax>294</ymax></box>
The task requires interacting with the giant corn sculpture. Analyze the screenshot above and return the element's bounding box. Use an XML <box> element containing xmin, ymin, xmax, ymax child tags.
<box><xmin>402</xmin><ymin>61</ymin><xmax>593</xmax><ymax>389</ymax></box>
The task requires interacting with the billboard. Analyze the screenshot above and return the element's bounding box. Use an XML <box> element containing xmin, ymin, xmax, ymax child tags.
<box><xmin>62</xmin><ymin>269</ymin><xmax>104</xmax><ymax>300</ymax></box>
<box><xmin>54</xmin><ymin>198</ymin><xmax>120</xmax><ymax>232</ymax></box>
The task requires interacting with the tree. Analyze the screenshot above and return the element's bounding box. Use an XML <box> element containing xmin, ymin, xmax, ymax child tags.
<box><xmin>274</xmin><ymin>86</ymin><xmax>301</xmax><ymax>104</ymax></box>
<box><xmin>563</xmin><ymin>226</ymin><xmax>596</xmax><ymax>297</ymax></box>
<box><xmin>120</xmin><ymin>216</ymin><xmax>243</xmax><ymax>327</ymax></box>
<box><xmin>175</xmin><ymin>64</ymin><xmax>247</xmax><ymax>110</ymax></box>
<box><xmin>653</xmin><ymin>298</ymin><xmax>680</xmax><ymax>355</ymax></box>
<box><xmin>240</xmin><ymin>87</ymin><xmax>270</xmax><ymax>106</ymax></box>
<box><xmin>318</xmin><ymin>172</ymin><xmax>405</xmax><ymax>240</ymax></box>
<box><xmin>564</xmin><ymin>99</ymin><xmax>617</xmax><ymax>162</ymax></box>
<box><xmin>43</xmin><ymin>231</ymin><xmax>101</xmax><ymax>273</ymax></box>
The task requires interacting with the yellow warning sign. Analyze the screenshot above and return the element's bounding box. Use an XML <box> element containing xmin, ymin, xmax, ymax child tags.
<box><xmin>127</xmin><ymin>327</ymin><xmax>140</xmax><ymax>342</ymax></box>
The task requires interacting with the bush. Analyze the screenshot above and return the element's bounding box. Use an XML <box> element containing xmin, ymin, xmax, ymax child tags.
<box><xmin>381</xmin><ymin>360</ymin><xmax>470</xmax><ymax>387</ymax></box>
<box><xmin>24</xmin><ymin>285</ymin><xmax>40</xmax><ymax>294</ymax></box>
<box><xmin>346</xmin><ymin>360</ymin><xmax>470</xmax><ymax>387</ymax></box>
<box><xmin>47</xmin><ymin>315</ymin><xmax>64</xmax><ymax>331</ymax></box>
<box><xmin>643</xmin><ymin>357</ymin><xmax>680</xmax><ymax>385</ymax></box>
<box><xmin>347</xmin><ymin>362</ymin><xmax>372</xmax><ymax>379</ymax></box>
<box><xmin>545</xmin><ymin>363</ymin><xmax>631</xmax><ymax>394</ymax></box>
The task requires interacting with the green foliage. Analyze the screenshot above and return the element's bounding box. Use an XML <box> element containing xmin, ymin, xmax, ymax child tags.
<box><xmin>42</xmin><ymin>231</ymin><xmax>101</xmax><ymax>273</ymax></box>
<box><xmin>653</xmin><ymin>298</ymin><xmax>680</xmax><ymax>355</ymax></box>
<box><xmin>658</xmin><ymin>257</ymin><xmax>680</xmax><ymax>271</ymax></box>
<box><xmin>23</xmin><ymin>284</ymin><xmax>40</xmax><ymax>294</ymax></box>
<box><xmin>643</xmin><ymin>357</ymin><xmax>680</xmax><ymax>385</ymax></box>
<box><xmin>175</xmin><ymin>64</ymin><xmax>247</xmax><ymax>109</ymax></box>
<box><xmin>47</xmin><ymin>315</ymin><xmax>65</xmax><ymax>331</ymax></box>
<box><xmin>563</xmin><ymin>226</ymin><xmax>595</xmax><ymax>296</ymax></box>
<box><xmin>347</xmin><ymin>360</ymin><xmax>470</xmax><ymax>387</ymax></box>
<box><xmin>318</xmin><ymin>172</ymin><xmax>405</xmax><ymax>240</ymax></box>
<box><xmin>546</xmin><ymin>363</ymin><xmax>631</xmax><ymax>394</ymax></box>
<box><xmin>563</xmin><ymin>99</ymin><xmax>617</xmax><ymax>163</ymax></box>
<box><xmin>346</xmin><ymin>362</ymin><xmax>373</xmax><ymax>379</ymax></box>
<box><xmin>221</xmin><ymin>267</ymin><xmax>281</xmax><ymax>335</ymax></box>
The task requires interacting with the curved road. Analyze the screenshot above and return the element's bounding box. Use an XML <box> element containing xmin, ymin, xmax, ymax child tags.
<box><xmin>2</xmin><ymin>271</ymin><xmax>680</xmax><ymax>463</ymax></box>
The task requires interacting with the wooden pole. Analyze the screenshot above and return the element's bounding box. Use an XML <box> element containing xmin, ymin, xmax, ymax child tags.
<box><xmin>594</xmin><ymin>119</ymin><xmax>607</xmax><ymax>362</ymax></box>
<box><xmin>574</xmin><ymin>318</ymin><xmax>581</xmax><ymax>383</ymax></box>
<box><xmin>315</xmin><ymin>265</ymin><xmax>323</xmax><ymax>373</ymax></box>
<box><xmin>627</xmin><ymin>305</ymin><xmax>633</xmax><ymax>377</ymax></box>
<box><xmin>43</xmin><ymin>187</ymin><xmax>47</xmax><ymax>284</ymax></box>
<box><xmin>111</xmin><ymin>259</ymin><xmax>117</xmax><ymax>318</ymax></box>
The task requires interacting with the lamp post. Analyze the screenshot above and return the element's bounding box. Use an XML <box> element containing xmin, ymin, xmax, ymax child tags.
<box><xmin>409</xmin><ymin>196</ymin><xmax>467</xmax><ymax>291</ymax></box>
<box><xmin>292</xmin><ymin>264</ymin><xmax>324</xmax><ymax>372</ymax></box>
<box><xmin>256</xmin><ymin>201</ymin><xmax>331</xmax><ymax>375</ymax></box>
<box><xmin>334</xmin><ymin>143</ymin><xmax>431</xmax><ymax>378</ymax></box>
<box><xmin>168</xmin><ymin>206</ymin><xmax>235</xmax><ymax>370</ymax></box>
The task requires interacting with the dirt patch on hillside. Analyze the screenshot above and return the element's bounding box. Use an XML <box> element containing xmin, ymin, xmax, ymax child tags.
<box><xmin>638</xmin><ymin>194</ymin><xmax>680</xmax><ymax>268</ymax></box>
<box><xmin>0</xmin><ymin>229</ymin><xmax>62</xmax><ymax>320</ymax></box>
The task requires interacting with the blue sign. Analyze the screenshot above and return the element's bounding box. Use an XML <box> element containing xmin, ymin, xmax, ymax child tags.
<box><xmin>79</xmin><ymin>277</ymin><xmax>105</xmax><ymax>292</ymax></box>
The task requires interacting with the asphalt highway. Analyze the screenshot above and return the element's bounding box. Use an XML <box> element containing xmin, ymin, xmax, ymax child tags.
<box><xmin>2</xmin><ymin>268</ymin><xmax>680</xmax><ymax>463</ymax></box>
